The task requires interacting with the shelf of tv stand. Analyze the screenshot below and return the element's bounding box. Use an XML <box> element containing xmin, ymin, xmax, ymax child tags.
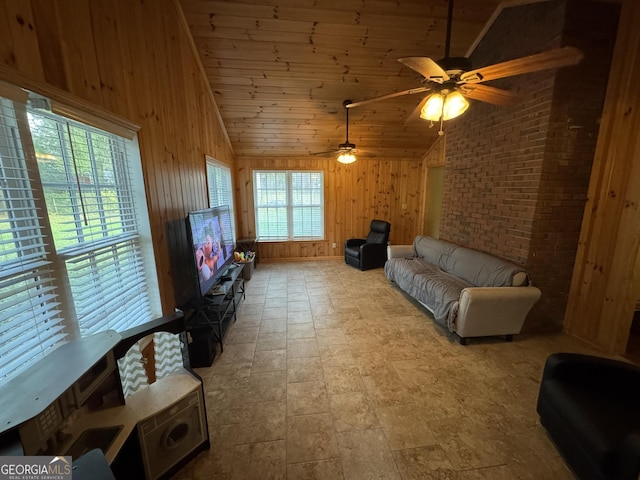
<box><xmin>185</xmin><ymin>263</ymin><xmax>245</xmax><ymax>365</ymax></box>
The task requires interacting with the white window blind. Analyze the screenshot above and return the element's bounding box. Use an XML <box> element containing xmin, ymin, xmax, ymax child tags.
<box><xmin>28</xmin><ymin>109</ymin><xmax>155</xmax><ymax>337</ymax></box>
<box><xmin>254</xmin><ymin>170</ymin><xmax>324</xmax><ymax>241</ymax></box>
<box><xmin>291</xmin><ymin>172</ymin><xmax>323</xmax><ymax>238</ymax></box>
<box><xmin>0</xmin><ymin>97</ymin><xmax>67</xmax><ymax>384</ymax></box>
<box><xmin>0</xmin><ymin>86</ymin><xmax>159</xmax><ymax>388</ymax></box>
<box><xmin>206</xmin><ymin>157</ymin><xmax>236</xmax><ymax>241</ymax></box>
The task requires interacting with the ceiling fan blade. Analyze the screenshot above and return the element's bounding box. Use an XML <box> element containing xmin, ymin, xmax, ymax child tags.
<box><xmin>346</xmin><ymin>87</ymin><xmax>430</xmax><ymax>109</ymax></box>
<box><xmin>459</xmin><ymin>84</ymin><xmax>518</xmax><ymax>106</ymax></box>
<box><xmin>459</xmin><ymin>46</ymin><xmax>583</xmax><ymax>84</ymax></box>
<box><xmin>310</xmin><ymin>149</ymin><xmax>339</xmax><ymax>156</ymax></box>
<box><xmin>352</xmin><ymin>148</ymin><xmax>376</xmax><ymax>158</ymax></box>
<box><xmin>405</xmin><ymin>95</ymin><xmax>431</xmax><ymax>124</ymax></box>
<box><xmin>398</xmin><ymin>57</ymin><xmax>450</xmax><ymax>83</ymax></box>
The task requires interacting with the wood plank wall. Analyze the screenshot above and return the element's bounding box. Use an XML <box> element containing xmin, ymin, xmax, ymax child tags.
<box><xmin>0</xmin><ymin>0</ymin><xmax>234</xmax><ymax>311</ymax></box>
<box><xmin>5</xmin><ymin>0</ymin><xmax>635</xmax><ymax>347</ymax></box>
<box><xmin>235</xmin><ymin>156</ymin><xmax>425</xmax><ymax>260</ymax></box>
<box><xmin>565</xmin><ymin>0</ymin><xmax>640</xmax><ymax>354</ymax></box>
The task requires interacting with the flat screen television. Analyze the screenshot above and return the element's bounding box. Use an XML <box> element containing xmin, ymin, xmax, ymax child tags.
<box><xmin>186</xmin><ymin>205</ymin><xmax>236</xmax><ymax>298</ymax></box>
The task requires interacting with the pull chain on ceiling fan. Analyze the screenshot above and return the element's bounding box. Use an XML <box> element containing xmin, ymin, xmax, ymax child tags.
<box><xmin>346</xmin><ymin>0</ymin><xmax>584</xmax><ymax>130</ymax></box>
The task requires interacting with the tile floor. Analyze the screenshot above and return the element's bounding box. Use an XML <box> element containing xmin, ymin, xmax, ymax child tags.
<box><xmin>175</xmin><ymin>259</ymin><xmax>610</xmax><ymax>480</ymax></box>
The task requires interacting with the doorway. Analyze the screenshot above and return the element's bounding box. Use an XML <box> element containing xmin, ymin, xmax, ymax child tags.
<box><xmin>424</xmin><ymin>166</ymin><xmax>444</xmax><ymax>238</ymax></box>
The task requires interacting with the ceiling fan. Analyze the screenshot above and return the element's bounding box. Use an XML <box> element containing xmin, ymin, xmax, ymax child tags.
<box><xmin>346</xmin><ymin>0</ymin><xmax>584</xmax><ymax>129</ymax></box>
<box><xmin>311</xmin><ymin>100</ymin><xmax>375</xmax><ymax>163</ymax></box>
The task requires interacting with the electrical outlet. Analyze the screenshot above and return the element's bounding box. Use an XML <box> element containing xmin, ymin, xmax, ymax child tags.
<box><xmin>332</xmin><ymin>242</ymin><xmax>337</xmax><ymax>248</ymax></box>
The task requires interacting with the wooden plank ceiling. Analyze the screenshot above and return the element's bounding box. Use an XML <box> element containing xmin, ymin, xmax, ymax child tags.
<box><xmin>179</xmin><ymin>0</ymin><xmax>503</xmax><ymax>159</ymax></box>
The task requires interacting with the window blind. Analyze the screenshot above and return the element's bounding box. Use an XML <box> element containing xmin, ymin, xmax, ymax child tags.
<box><xmin>254</xmin><ymin>171</ymin><xmax>288</xmax><ymax>240</ymax></box>
<box><xmin>0</xmin><ymin>97</ymin><xmax>67</xmax><ymax>383</ymax></box>
<box><xmin>64</xmin><ymin>238</ymin><xmax>151</xmax><ymax>336</ymax></box>
<box><xmin>27</xmin><ymin>109</ymin><xmax>155</xmax><ymax>337</ymax></box>
<box><xmin>206</xmin><ymin>157</ymin><xmax>236</xmax><ymax>241</ymax></box>
<box><xmin>254</xmin><ymin>170</ymin><xmax>324</xmax><ymax>240</ymax></box>
<box><xmin>291</xmin><ymin>172</ymin><xmax>323</xmax><ymax>238</ymax></box>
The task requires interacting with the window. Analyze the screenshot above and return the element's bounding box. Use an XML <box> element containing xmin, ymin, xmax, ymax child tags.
<box><xmin>28</xmin><ymin>108</ymin><xmax>159</xmax><ymax>336</ymax></box>
<box><xmin>0</xmin><ymin>97</ymin><xmax>66</xmax><ymax>383</ymax></box>
<box><xmin>253</xmin><ymin>170</ymin><xmax>324</xmax><ymax>241</ymax></box>
<box><xmin>0</xmin><ymin>87</ymin><xmax>160</xmax><ymax>386</ymax></box>
<box><xmin>206</xmin><ymin>157</ymin><xmax>235</xmax><ymax>241</ymax></box>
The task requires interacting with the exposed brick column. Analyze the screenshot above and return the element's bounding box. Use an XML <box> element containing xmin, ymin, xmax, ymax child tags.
<box><xmin>441</xmin><ymin>0</ymin><xmax>619</xmax><ymax>332</ymax></box>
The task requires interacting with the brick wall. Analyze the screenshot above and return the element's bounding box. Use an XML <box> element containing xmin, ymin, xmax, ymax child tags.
<box><xmin>441</xmin><ymin>1</ymin><xmax>619</xmax><ymax>332</ymax></box>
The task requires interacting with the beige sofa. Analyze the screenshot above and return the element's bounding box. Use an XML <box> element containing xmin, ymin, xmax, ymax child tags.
<box><xmin>385</xmin><ymin>235</ymin><xmax>541</xmax><ymax>344</ymax></box>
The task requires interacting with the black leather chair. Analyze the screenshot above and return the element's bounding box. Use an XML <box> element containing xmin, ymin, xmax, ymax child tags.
<box><xmin>344</xmin><ymin>220</ymin><xmax>390</xmax><ymax>271</ymax></box>
<box><xmin>537</xmin><ymin>353</ymin><xmax>640</xmax><ymax>480</ymax></box>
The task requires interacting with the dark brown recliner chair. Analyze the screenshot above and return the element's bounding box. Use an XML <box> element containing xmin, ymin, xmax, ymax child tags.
<box><xmin>537</xmin><ymin>353</ymin><xmax>640</xmax><ymax>480</ymax></box>
<box><xmin>344</xmin><ymin>220</ymin><xmax>390</xmax><ymax>271</ymax></box>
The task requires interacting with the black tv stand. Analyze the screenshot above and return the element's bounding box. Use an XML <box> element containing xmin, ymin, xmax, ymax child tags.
<box><xmin>182</xmin><ymin>263</ymin><xmax>245</xmax><ymax>367</ymax></box>
<box><xmin>219</xmin><ymin>263</ymin><xmax>240</xmax><ymax>282</ymax></box>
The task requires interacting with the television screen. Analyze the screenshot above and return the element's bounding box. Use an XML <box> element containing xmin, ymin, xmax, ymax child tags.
<box><xmin>186</xmin><ymin>205</ymin><xmax>236</xmax><ymax>297</ymax></box>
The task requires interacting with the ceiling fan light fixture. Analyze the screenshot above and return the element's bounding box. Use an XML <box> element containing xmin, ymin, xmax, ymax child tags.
<box><xmin>443</xmin><ymin>91</ymin><xmax>469</xmax><ymax>120</ymax></box>
<box><xmin>420</xmin><ymin>91</ymin><xmax>469</xmax><ymax>122</ymax></box>
<box><xmin>420</xmin><ymin>93</ymin><xmax>445</xmax><ymax>121</ymax></box>
<box><xmin>337</xmin><ymin>152</ymin><xmax>356</xmax><ymax>164</ymax></box>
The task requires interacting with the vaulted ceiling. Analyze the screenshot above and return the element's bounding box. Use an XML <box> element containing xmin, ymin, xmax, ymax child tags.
<box><xmin>179</xmin><ymin>0</ymin><xmax>504</xmax><ymax>159</ymax></box>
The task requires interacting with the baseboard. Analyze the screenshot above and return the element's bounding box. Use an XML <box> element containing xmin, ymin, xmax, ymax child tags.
<box><xmin>259</xmin><ymin>256</ymin><xmax>343</xmax><ymax>263</ymax></box>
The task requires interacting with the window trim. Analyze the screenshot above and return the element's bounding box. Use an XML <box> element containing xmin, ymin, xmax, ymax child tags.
<box><xmin>0</xmin><ymin>96</ymin><xmax>72</xmax><ymax>382</ymax></box>
<box><xmin>25</xmin><ymin>106</ymin><xmax>161</xmax><ymax>337</ymax></box>
<box><xmin>0</xmin><ymin>85</ymin><xmax>161</xmax><ymax>386</ymax></box>
<box><xmin>253</xmin><ymin>169</ymin><xmax>325</xmax><ymax>242</ymax></box>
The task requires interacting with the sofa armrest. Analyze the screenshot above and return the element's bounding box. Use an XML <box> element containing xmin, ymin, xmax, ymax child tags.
<box><xmin>359</xmin><ymin>243</ymin><xmax>388</xmax><ymax>270</ymax></box>
<box><xmin>454</xmin><ymin>286</ymin><xmax>541</xmax><ymax>338</ymax></box>
<box><xmin>387</xmin><ymin>244</ymin><xmax>414</xmax><ymax>259</ymax></box>
<box><xmin>345</xmin><ymin>238</ymin><xmax>366</xmax><ymax>249</ymax></box>
<box><xmin>542</xmin><ymin>353</ymin><xmax>640</xmax><ymax>394</ymax></box>
<box><xmin>360</xmin><ymin>243</ymin><xmax>387</xmax><ymax>253</ymax></box>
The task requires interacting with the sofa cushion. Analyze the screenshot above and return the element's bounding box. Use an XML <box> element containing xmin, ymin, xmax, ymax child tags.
<box><xmin>413</xmin><ymin>236</ymin><xmax>528</xmax><ymax>287</ymax></box>
<box><xmin>384</xmin><ymin>257</ymin><xmax>473</xmax><ymax>325</ymax></box>
<box><xmin>450</xmin><ymin>244</ymin><xmax>528</xmax><ymax>287</ymax></box>
<box><xmin>414</xmin><ymin>235</ymin><xmax>456</xmax><ymax>269</ymax></box>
